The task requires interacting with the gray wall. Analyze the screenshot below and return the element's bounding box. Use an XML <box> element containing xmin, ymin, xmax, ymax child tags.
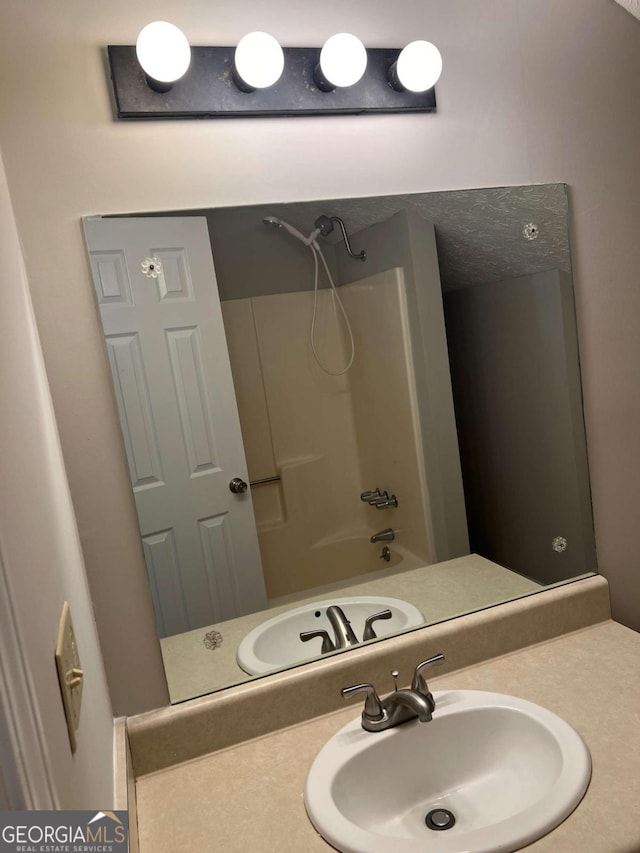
<box><xmin>445</xmin><ymin>269</ymin><xmax>596</xmax><ymax>584</ymax></box>
<box><xmin>206</xmin><ymin>206</ymin><xmax>339</xmax><ymax>301</ymax></box>
<box><xmin>0</xmin><ymin>0</ymin><xmax>639</xmax><ymax>713</ymax></box>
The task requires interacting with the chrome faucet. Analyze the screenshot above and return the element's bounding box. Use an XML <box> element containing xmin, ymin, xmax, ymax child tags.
<box><xmin>300</xmin><ymin>605</ymin><xmax>358</xmax><ymax>652</ymax></box>
<box><xmin>326</xmin><ymin>605</ymin><xmax>359</xmax><ymax>648</ymax></box>
<box><xmin>370</xmin><ymin>527</ymin><xmax>394</xmax><ymax>543</ymax></box>
<box><xmin>341</xmin><ymin>654</ymin><xmax>446</xmax><ymax>732</ymax></box>
<box><xmin>300</xmin><ymin>606</ymin><xmax>393</xmax><ymax>653</ymax></box>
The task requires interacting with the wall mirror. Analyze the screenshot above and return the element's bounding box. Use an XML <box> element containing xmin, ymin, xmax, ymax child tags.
<box><xmin>83</xmin><ymin>183</ymin><xmax>597</xmax><ymax>703</ymax></box>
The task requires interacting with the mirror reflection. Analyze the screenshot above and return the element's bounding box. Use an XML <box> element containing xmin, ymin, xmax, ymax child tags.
<box><xmin>83</xmin><ymin>184</ymin><xmax>596</xmax><ymax>703</ymax></box>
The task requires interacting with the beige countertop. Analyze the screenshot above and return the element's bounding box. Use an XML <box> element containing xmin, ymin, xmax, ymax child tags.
<box><xmin>136</xmin><ymin>619</ymin><xmax>640</xmax><ymax>853</ymax></box>
<box><xmin>161</xmin><ymin>553</ymin><xmax>541</xmax><ymax>702</ymax></box>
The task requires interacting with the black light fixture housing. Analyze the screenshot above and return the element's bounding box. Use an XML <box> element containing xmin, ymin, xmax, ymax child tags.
<box><xmin>107</xmin><ymin>44</ymin><xmax>438</xmax><ymax>119</ymax></box>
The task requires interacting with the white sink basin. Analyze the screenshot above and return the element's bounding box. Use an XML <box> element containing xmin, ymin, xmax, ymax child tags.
<box><xmin>236</xmin><ymin>596</ymin><xmax>424</xmax><ymax>676</ymax></box>
<box><xmin>305</xmin><ymin>690</ymin><xmax>591</xmax><ymax>853</ymax></box>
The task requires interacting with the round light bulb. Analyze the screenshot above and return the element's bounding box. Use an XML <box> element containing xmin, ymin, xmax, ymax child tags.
<box><xmin>394</xmin><ymin>40</ymin><xmax>442</xmax><ymax>92</ymax></box>
<box><xmin>136</xmin><ymin>21</ymin><xmax>191</xmax><ymax>85</ymax></box>
<box><xmin>234</xmin><ymin>32</ymin><xmax>284</xmax><ymax>90</ymax></box>
<box><xmin>319</xmin><ymin>33</ymin><xmax>367</xmax><ymax>89</ymax></box>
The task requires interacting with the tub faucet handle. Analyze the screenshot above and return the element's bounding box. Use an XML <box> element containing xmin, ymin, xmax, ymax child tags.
<box><xmin>361</xmin><ymin>488</ymin><xmax>382</xmax><ymax>502</ymax></box>
<box><xmin>369</xmin><ymin>491</ymin><xmax>389</xmax><ymax>505</ymax></box>
<box><xmin>374</xmin><ymin>493</ymin><xmax>398</xmax><ymax>509</ymax></box>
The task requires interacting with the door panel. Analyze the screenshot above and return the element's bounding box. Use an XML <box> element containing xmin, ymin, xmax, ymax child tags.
<box><xmin>105</xmin><ymin>332</ymin><xmax>165</xmax><ymax>490</ymax></box>
<box><xmin>84</xmin><ymin>216</ymin><xmax>267</xmax><ymax>637</ymax></box>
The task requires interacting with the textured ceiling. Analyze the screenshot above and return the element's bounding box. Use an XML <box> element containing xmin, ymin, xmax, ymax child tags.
<box><xmin>227</xmin><ymin>183</ymin><xmax>571</xmax><ymax>292</ymax></box>
<box><xmin>615</xmin><ymin>0</ymin><xmax>640</xmax><ymax>22</ymax></box>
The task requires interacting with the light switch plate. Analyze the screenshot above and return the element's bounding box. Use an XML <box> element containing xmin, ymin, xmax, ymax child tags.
<box><xmin>55</xmin><ymin>601</ymin><xmax>84</xmax><ymax>753</ymax></box>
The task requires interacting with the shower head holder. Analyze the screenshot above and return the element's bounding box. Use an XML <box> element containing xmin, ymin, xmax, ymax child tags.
<box><xmin>314</xmin><ymin>215</ymin><xmax>366</xmax><ymax>261</ymax></box>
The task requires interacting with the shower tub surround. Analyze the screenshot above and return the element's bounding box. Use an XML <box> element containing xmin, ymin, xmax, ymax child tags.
<box><xmin>220</xmin><ymin>269</ymin><xmax>435</xmax><ymax>602</ymax></box>
<box><xmin>160</xmin><ymin>553</ymin><xmax>541</xmax><ymax>702</ymax></box>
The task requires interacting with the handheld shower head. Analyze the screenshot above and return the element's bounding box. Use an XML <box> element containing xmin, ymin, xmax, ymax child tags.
<box><xmin>260</xmin><ymin>213</ymin><xmax>355</xmax><ymax>375</ymax></box>
<box><xmin>262</xmin><ymin>215</ymin><xmax>319</xmax><ymax>247</ymax></box>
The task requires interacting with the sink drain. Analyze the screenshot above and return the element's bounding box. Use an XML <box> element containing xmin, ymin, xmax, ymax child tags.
<box><xmin>425</xmin><ymin>808</ymin><xmax>456</xmax><ymax>831</ymax></box>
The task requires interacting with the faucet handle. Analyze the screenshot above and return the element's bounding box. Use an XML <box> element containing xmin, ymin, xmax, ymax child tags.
<box><xmin>300</xmin><ymin>630</ymin><xmax>335</xmax><ymax>654</ymax></box>
<box><xmin>412</xmin><ymin>653</ymin><xmax>445</xmax><ymax>696</ymax></box>
<box><xmin>375</xmin><ymin>493</ymin><xmax>399</xmax><ymax>509</ymax></box>
<box><xmin>341</xmin><ymin>683</ymin><xmax>384</xmax><ymax>721</ymax></box>
<box><xmin>362</xmin><ymin>609</ymin><xmax>393</xmax><ymax>641</ymax></box>
<box><xmin>361</xmin><ymin>488</ymin><xmax>383</xmax><ymax>502</ymax></box>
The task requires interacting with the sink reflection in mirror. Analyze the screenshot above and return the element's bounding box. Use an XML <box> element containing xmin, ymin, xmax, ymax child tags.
<box><xmin>83</xmin><ymin>183</ymin><xmax>597</xmax><ymax>704</ymax></box>
<box><xmin>305</xmin><ymin>689</ymin><xmax>591</xmax><ymax>853</ymax></box>
<box><xmin>236</xmin><ymin>596</ymin><xmax>424</xmax><ymax>676</ymax></box>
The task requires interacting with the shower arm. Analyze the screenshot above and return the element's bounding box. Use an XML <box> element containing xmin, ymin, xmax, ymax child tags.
<box><xmin>314</xmin><ymin>215</ymin><xmax>367</xmax><ymax>262</ymax></box>
<box><xmin>333</xmin><ymin>217</ymin><xmax>366</xmax><ymax>262</ymax></box>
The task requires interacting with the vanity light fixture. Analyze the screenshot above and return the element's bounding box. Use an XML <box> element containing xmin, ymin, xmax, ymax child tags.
<box><xmin>108</xmin><ymin>25</ymin><xmax>440</xmax><ymax>118</ymax></box>
<box><xmin>233</xmin><ymin>31</ymin><xmax>285</xmax><ymax>91</ymax></box>
<box><xmin>389</xmin><ymin>40</ymin><xmax>443</xmax><ymax>93</ymax></box>
<box><xmin>135</xmin><ymin>21</ymin><xmax>191</xmax><ymax>92</ymax></box>
<box><xmin>314</xmin><ymin>33</ymin><xmax>368</xmax><ymax>91</ymax></box>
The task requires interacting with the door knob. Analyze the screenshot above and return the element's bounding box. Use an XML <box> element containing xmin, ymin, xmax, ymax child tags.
<box><xmin>229</xmin><ymin>477</ymin><xmax>248</xmax><ymax>494</ymax></box>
